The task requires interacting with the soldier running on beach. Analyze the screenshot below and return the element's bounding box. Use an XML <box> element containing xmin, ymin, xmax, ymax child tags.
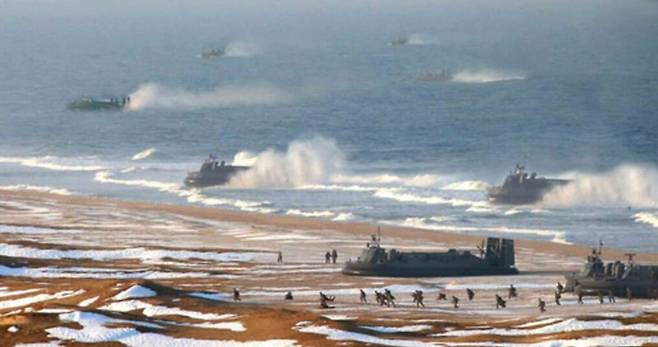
<box><xmin>451</xmin><ymin>296</ymin><xmax>459</xmax><ymax>309</ymax></box>
<box><xmin>577</xmin><ymin>290</ymin><xmax>584</xmax><ymax>304</ymax></box>
<box><xmin>384</xmin><ymin>289</ymin><xmax>396</xmax><ymax>307</ymax></box>
<box><xmin>598</xmin><ymin>291</ymin><xmax>605</xmax><ymax>304</ymax></box>
<box><xmin>608</xmin><ymin>290</ymin><xmax>616</xmax><ymax>303</ymax></box>
<box><xmin>495</xmin><ymin>294</ymin><xmax>506</xmax><ymax>309</ymax></box>
<box><xmin>554</xmin><ymin>291</ymin><xmax>561</xmax><ymax>305</ymax></box>
<box><xmin>331</xmin><ymin>249</ymin><xmax>338</xmax><ymax>264</ymax></box>
<box><xmin>233</xmin><ymin>288</ymin><xmax>241</xmax><ymax>301</ymax></box>
<box><xmin>412</xmin><ymin>290</ymin><xmax>425</xmax><ymax>308</ymax></box>
<box><xmin>466</xmin><ymin>288</ymin><xmax>475</xmax><ymax>301</ymax></box>
<box><xmin>277</xmin><ymin>251</ymin><xmax>283</xmax><ymax>263</ymax></box>
<box><xmin>320</xmin><ymin>292</ymin><xmax>335</xmax><ymax>309</ymax></box>
<box><xmin>508</xmin><ymin>284</ymin><xmax>517</xmax><ymax>299</ymax></box>
<box><xmin>285</xmin><ymin>291</ymin><xmax>293</xmax><ymax>300</ymax></box>
<box><xmin>538</xmin><ymin>298</ymin><xmax>546</xmax><ymax>313</ymax></box>
<box><xmin>626</xmin><ymin>288</ymin><xmax>633</xmax><ymax>302</ymax></box>
<box><xmin>437</xmin><ymin>292</ymin><xmax>447</xmax><ymax>301</ymax></box>
<box><xmin>325</xmin><ymin>251</ymin><xmax>331</xmax><ymax>264</ymax></box>
<box><xmin>360</xmin><ymin>289</ymin><xmax>367</xmax><ymax>303</ymax></box>
<box><xmin>556</xmin><ymin>282</ymin><xmax>564</xmax><ymax>294</ymax></box>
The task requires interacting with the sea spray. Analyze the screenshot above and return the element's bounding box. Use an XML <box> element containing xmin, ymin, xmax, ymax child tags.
<box><xmin>127</xmin><ymin>82</ymin><xmax>292</xmax><ymax>111</ymax></box>
<box><xmin>227</xmin><ymin>136</ymin><xmax>345</xmax><ymax>188</ymax></box>
<box><xmin>541</xmin><ymin>164</ymin><xmax>658</xmax><ymax>207</ymax></box>
<box><xmin>224</xmin><ymin>40</ymin><xmax>262</xmax><ymax>57</ymax></box>
<box><xmin>451</xmin><ymin>69</ymin><xmax>526</xmax><ymax>83</ymax></box>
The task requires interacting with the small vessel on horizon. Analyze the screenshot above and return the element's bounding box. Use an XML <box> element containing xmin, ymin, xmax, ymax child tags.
<box><xmin>417</xmin><ymin>69</ymin><xmax>453</xmax><ymax>82</ymax></box>
<box><xmin>487</xmin><ymin>164</ymin><xmax>570</xmax><ymax>205</ymax></box>
<box><xmin>388</xmin><ymin>37</ymin><xmax>409</xmax><ymax>47</ymax></box>
<box><xmin>68</xmin><ymin>96</ymin><xmax>130</xmax><ymax>111</ymax></box>
<box><xmin>201</xmin><ymin>48</ymin><xmax>225</xmax><ymax>59</ymax></box>
<box><xmin>184</xmin><ymin>154</ymin><xmax>249</xmax><ymax>188</ymax></box>
<box><xmin>342</xmin><ymin>231</ymin><xmax>518</xmax><ymax>277</ymax></box>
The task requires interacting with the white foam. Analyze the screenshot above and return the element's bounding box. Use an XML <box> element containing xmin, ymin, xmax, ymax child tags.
<box><xmin>542</xmin><ymin>164</ymin><xmax>658</xmax><ymax>207</ymax></box>
<box><xmin>127</xmin><ymin>82</ymin><xmax>291</xmax><ymax>111</ymax></box>
<box><xmin>333</xmin><ymin>173</ymin><xmax>441</xmax><ymax>188</ymax></box>
<box><xmin>0</xmin><ymin>156</ymin><xmax>105</xmax><ymax>171</ymax></box>
<box><xmin>451</xmin><ymin>69</ymin><xmax>526</xmax><ymax>83</ymax></box>
<box><xmin>132</xmin><ymin>148</ymin><xmax>157</xmax><ymax>160</ymax></box>
<box><xmin>633</xmin><ymin>212</ymin><xmax>658</xmax><ymax>228</ymax></box>
<box><xmin>228</xmin><ymin>137</ymin><xmax>344</xmax><ymax>188</ymax></box>
<box><xmin>442</xmin><ymin>180</ymin><xmax>489</xmax><ymax>191</ymax></box>
<box><xmin>373</xmin><ymin>188</ymin><xmax>487</xmax><ymax>208</ymax></box>
<box><xmin>407</xmin><ymin>34</ymin><xmax>440</xmax><ymax>45</ymax></box>
<box><xmin>113</xmin><ymin>285</ymin><xmax>156</xmax><ymax>301</ymax></box>
<box><xmin>225</xmin><ymin>40</ymin><xmax>262</xmax><ymax>57</ymax></box>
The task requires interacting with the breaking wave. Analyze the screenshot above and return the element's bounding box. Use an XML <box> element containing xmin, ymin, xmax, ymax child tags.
<box><xmin>387</xmin><ymin>217</ymin><xmax>569</xmax><ymax>244</ymax></box>
<box><xmin>285</xmin><ymin>209</ymin><xmax>352</xmax><ymax>221</ymax></box>
<box><xmin>451</xmin><ymin>69</ymin><xmax>526</xmax><ymax>83</ymax></box>
<box><xmin>131</xmin><ymin>148</ymin><xmax>157</xmax><ymax>161</ymax></box>
<box><xmin>332</xmin><ymin>173</ymin><xmax>442</xmax><ymax>188</ymax></box>
<box><xmin>541</xmin><ymin>164</ymin><xmax>658</xmax><ymax>207</ymax></box>
<box><xmin>227</xmin><ymin>136</ymin><xmax>345</xmax><ymax>188</ymax></box>
<box><xmin>0</xmin><ymin>156</ymin><xmax>105</xmax><ymax>172</ymax></box>
<box><xmin>225</xmin><ymin>40</ymin><xmax>262</xmax><ymax>57</ymax></box>
<box><xmin>633</xmin><ymin>212</ymin><xmax>658</xmax><ymax>229</ymax></box>
<box><xmin>373</xmin><ymin>187</ymin><xmax>489</xmax><ymax>209</ymax></box>
<box><xmin>93</xmin><ymin>171</ymin><xmax>271</xmax><ymax>213</ymax></box>
<box><xmin>127</xmin><ymin>82</ymin><xmax>292</xmax><ymax>111</ymax></box>
<box><xmin>442</xmin><ymin>180</ymin><xmax>489</xmax><ymax>191</ymax></box>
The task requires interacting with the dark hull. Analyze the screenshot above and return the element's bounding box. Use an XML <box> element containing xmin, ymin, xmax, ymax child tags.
<box><xmin>184</xmin><ymin>166</ymin><xmax>249</xmax><ymax>188</ymax></box>
<box><xmin>68</xmin><ymin>101</ymin><xmax>124</xmax><ymax>111</ymax></box>
<box><xmin>342</xmin><ymin>263</ymin><xmax>518</xmax><ymax>278</ymax></box>
<box><xmin>487</xmin><ymin>179</ymin><xmax>570</xmax><ymax>205</ymax></box>
<box><xmin>565</xmin><ymin>274</ymin><xmax>658</xmax><ymax>298</ymax></box>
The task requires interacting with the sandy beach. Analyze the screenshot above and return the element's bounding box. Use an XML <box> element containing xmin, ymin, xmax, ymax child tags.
<box><xmin>1</xmin><ymin>188</ymin><xmax>658</xmax><ymax>346</ymax></box>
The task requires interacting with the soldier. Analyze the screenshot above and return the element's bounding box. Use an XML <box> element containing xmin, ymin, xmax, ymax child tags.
<box><xmin>508</xmin><ymin>284</ymin><xmax>518</xmax><ymax>299</ymax></box>
<box><xmin>385</xmin><ymin>289</ymin><xmax>396</xmax><ymax>307</ymax></box>
<box><xmin>320</xmin><ymin>292</ymin><xmax>335</xmax><ymax>309</ymax></box>
<box><xmin>466</xmin><ymin>288</ymin><xmax>475</xmax><ymax>301</ymax></box>
<box><xmin>626</xmin><ymin>288</ymin><xmax>632</xmax><ymax>302</ymax></box>
<box><xmin>437</xmin><ymin>292</ymin><xmax>447</xmax><ymax>301</ymax></box>
<box><xmin>412</xmin><ymin>290</ymin><xmax>425</xmax><ymax>308</ymax></box>
<box><xmin>556</xmin><ymin>282</ymin><xmax>564</xmax><ymax>294</ymax></box>
<box><xmin>577</xmin><ymin>290</ymin><xmax>584</xmax><ymax>304</ymax></box>
<box><xmin>331</xmin><ymin>249</ymin><xmax>338</xmax><ymax>264</ymax></box>
<box><xmin>607</xmin><ymin>290</ymin><xmax>616</xmax><ymax>303</ymax></box>
<box><xmin>277</xmin><ymin>251</ymin><xmax>283</xmax><ymax>263</ymax></box>
<box><xmin>451</xmin><ymin>296</ymin><xmax>459</xmax><ymax>309</ymax></box>
<box><xmin>495</xmin><ymin>294</ymin><xmax>506</xmax><ymax>309</ymax></box>
<box><xmin>360</xmin><ymin>289</ymin><xmax>367</xmax><ymax>303</ymax></box>
<box><xmin>598</xmin><ymin>291</ymin><xmax>604</xmax><ymax>304</ymax></box>
<box><xmin>374</xmin><ymin>290</ymin><xmax>383</xmax><ymax>306</ymax></box>
<box><xmin>538</xmin><ymin>298</ymin><xmax>546</xmax><ymax>313</ymax></box>
<box><xmin>285</xmin><ymin>291</ymin><xmax>294</xmax><ymax>300</ymax></box>
<box><xmin>325</xmin><ymin>251</ymin><xmax>331</xmax><ymax>264</ymax></box>
<box><xmin>554</xmin><ymin>291</ymin><xmax>561</xmax><ymax>306</ymax></box>
<box><xmin>233</xmin><ymin>288</ymin><xmax>241</xmax><ymax>302</ymax></box>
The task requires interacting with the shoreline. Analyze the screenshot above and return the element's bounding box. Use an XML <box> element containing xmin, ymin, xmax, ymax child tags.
<box><xmin>2</xmin><ymin>188</ymin><xmax>657</xmax><ymax>263</ymax></box>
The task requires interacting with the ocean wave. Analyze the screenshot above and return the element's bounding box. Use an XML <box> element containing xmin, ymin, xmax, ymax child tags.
<box><xmin>131</xmin><ymin>147</ymin><xmax>157</xmax><ymax>160</ymax></box>
<box><xmin>373</xmin><ymin>187</ymin><xmax>489</xmax><ymax>209</ymax></box>
<box><xmin>332</xmin><ymin>173</ymin><xmax>442</xmax><ymax>188</ymax></box>
<box><xmin>227</xmin><ymin>136</ymin><xmax>345</xmax><ymax>188</ymax></box>
<box><xmin>127</xmin><ymin>82</ymin><xmax>292</xmax><ymax>111</ymax></box>
<box><xmin>387</xmin><ymin>217</ymin><xmax>569</xmax><ymax>244</ymax></box>
<box><xmin>297</xmin><ymin>184</ymin><xmax>378</xmax><ymax>192</ymax></box>
<box><xmin>0</xmin><ymin>184</ymin><xmax>72</xmax><ymax>196</ymax></box>
<box><xmin>451</xmin><ymin>69</ymin><xmax>526</xmax><ymax>83</ymax></box>
<box><xmin>633</xmin><ymin>212</ymin><xmax>658</xmax><ymax>229</ymax></box>
<box><xmin>284</xmin><ymin>209</ymin><xmax>354</xmax><ymax>222</ymax></box>
<box><xmin>441</xmin><ymin>180</ymin><xmax>489</xmax><ymax>191</ymax></box>
<box><xmin>0</xmin><ymin>156</ymin><xmax>105</xmax><ymax>172</ymax></box>
<box><xmin>541</xmin><ymin>164</ymin><xmax>658</xmax><ymax>207</ymax></box>
<box><xmin>93</xmin><ymin>171</ymin><xmax>271</xmax><ymax>213</ymax></box>
<box><xmin>407</xmin><ymin>34</ymin><xmax>440</xmax><ymax>46</ymax></box>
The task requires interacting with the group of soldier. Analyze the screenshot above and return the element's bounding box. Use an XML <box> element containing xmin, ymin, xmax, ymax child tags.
<box><xmin>324</xmin><ymin>249</ymin><xmax>338</xmax><ymax>264</ymax></box>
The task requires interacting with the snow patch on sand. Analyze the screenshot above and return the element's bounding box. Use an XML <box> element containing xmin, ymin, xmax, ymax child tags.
<box><xmin>113</xmin><ymin>285</ymin><xmax>156</xmax><ymax>301</ymax></box>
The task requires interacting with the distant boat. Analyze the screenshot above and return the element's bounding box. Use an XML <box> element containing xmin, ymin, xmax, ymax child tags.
<box><xmin>184</xmin><ymin>154</ymin><xmax>249</xmax><ymax>188</ymax></box>
<box><xmin>67</xmin><ymin>96</ymin><xmax>129</xmax><ymax>111</ymax></box>
<box><xmin>388</xmin><ymin>37</ymin><xmax>409</xmax><ymax>47</ymax></box>
<box><xmin>201</xmin><ymin>48</ymin><xmax>225</xmax><ymax>59</ymax></box>
<box><xmin>487</xmin><ymin>164</ymin><xmax>570</xmax><ymax>205</ymax></box>
<box><xmin>417</xmin><ymin>69</ymin><xmax>453</xmax><ymax>82</ymax></box>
